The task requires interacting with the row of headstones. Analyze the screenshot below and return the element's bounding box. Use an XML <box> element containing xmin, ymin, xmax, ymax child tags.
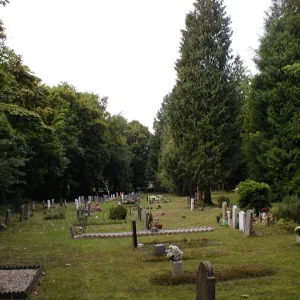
<box><xmin>42</xmin><ymin>199</ymin><xmax>67</xmax><ymax>209</ymax></box>
<box><xmin>20</xmin><ymin>202</ymin><xmax>35</xmax><ymax>221</ymax></box>
<box><xmin>222</xmin><ymin>202</ymin><xmax>253</xmax><ymax>236</ymax></box>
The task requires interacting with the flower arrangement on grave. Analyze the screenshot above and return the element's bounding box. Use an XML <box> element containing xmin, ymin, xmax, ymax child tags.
<box><xmin>294</xmin><ymin>225</ymin><xmax>300</xmax><ymax>236</ymax></box>
<box><xmin>166</xmin><ymin>245</ymin><xmax>183</xmax><ymax>262</ymax></box>
<box><xmin>152</xmin><ymin>217</ymin><xmax>163</xmax><ymax>229</ymax></box>
<box><xmin>261</xmin><ymin>207</ymin><xmax>269</xmax><ymax>213</ymax></box>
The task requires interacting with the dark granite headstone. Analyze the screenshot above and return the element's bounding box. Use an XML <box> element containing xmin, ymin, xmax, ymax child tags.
<box><xmin>131</xmin><ymin>220</ymin><xmax>137</xmax><ymax>248</ymax></box>
<box><xmin>196</xmin><ymin>261</ymin><xmax>215</xmax><ymax>300</ymax></box>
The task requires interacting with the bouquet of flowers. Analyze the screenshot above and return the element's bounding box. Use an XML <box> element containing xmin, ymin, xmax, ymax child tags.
<box><xmin>166</xmin><ymin>245</ymin><xmax>183</xmax><ymax>262</ymax></box>
<box><xmin>294</xmin><ymin>225</ymin><xmax>300</xmax><ymax>236</ymax></box>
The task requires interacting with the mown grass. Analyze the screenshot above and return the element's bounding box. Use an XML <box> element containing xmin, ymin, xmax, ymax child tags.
<box><xmin>0</xmin><ymin>192</ymin><xmax>299</xmax><ymax>300</ymax></box>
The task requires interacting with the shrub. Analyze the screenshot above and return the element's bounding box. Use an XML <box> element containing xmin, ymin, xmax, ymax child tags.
<box><xmin>237</xmin><ymin>180</ymin><xmax>271</xmax><ymax>214</ymax></box>
<box><xmin>276</xmin><ymin>195</ymin><xmax>300</xmax><ymax>223</ymax></box>
<box><xmin>109</xmin><ymin>205</ymin><xmax>127</xmax><ymax>220</ymax></box>
<box><xmin>44</xmin><ymin>208</ymin><xmax>65</xmax><ymax>220</ymax></box>
<box><xmin>217</xmin><ymin>196</ymin><xmax>230</xmax><ymax>208</ymax></box>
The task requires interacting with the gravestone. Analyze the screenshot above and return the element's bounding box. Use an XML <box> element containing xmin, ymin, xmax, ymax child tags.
<box><xmin>145</xmin><ymin>212</ymin><xmax>149</xmax><ymax>230</ymax></box>
<box><xmin>191</xmin><ymin>198</ymin><xmax>195</xmax><ymax>211</ymax></box>
<box><xmin>31</xmin><ymin>201</ymin><xmax>35</xmax><ymax>211</ymax></box>
<box><xmin>154</xmin><ymin>244</ymin><xmax>165</xmax><ymax>256</ymax></box>
<box><xmin>244</xmin><ymin>210</ymin><xmax>253</xmax><ymax>236</ymax></box>
<box><xmin>171</xmin><ymin>261</ymin><xmax>183</xmax><ymax>276</ymax></box>
<box><xmin>137</xmin><ymin>206</ymin><xmax>141</xmax><ymax>221</ymax></box>
<box><xmin>75</xmin><ymin>199</ymin><xmax>79</xmax><ymax>209</ymax></box>
<box><xmin>232</xmin><ymin>205</ymin><xmax>238</xmax><ymax>229</ymax></box>
<box><xmin>20</xmin><ymin>205</ymin><xmax>25</xmax><ymax>221</ymax></box>
<box><xmin>51</xmin><ymin>199</ymin><xmax>55</xmax><ymax>207</ymax></box>
<box><xmin>42</xmin><ymin>200</ymin><xmax>46</xmax><ymax>209</ymax></box>
<box><xmin>131</xmin><ymin>220</ymin><xmax>138</xmax><ymax>248</ymax></box>
<box><xmin>222</xmin><ymin>202</ymin><xmax>227</xmax><ymax>221</ymax></box>
<box><xmin>227</xmin><ymin>210</ymin><xmax>231</xmax><ymax>226</ymax></box>
<box><xmin>47</xmin><ymin>200</ymin><xmax>51</xmax><ymax>209</ymax></box>
<box><xmin>23</xmin><ymin>204</ymin><xmax>27</xmax><ymax>219</ymax></box>
<box><xmin>5</xmin><ymin>209</ymin><xmax>11</xmax><ymax>226</ymax></box>
<box><xmin>196</xmin><ymin>261</ymin><xmax>216</xmax><ymax>300</ymax></box>
<box><xmin>26</xmin><ymin>204</ymin><xmax>31</xmax><ymax>219</ymax></box>
<box><xmin>64</xmin><ymin>199</ymin><xmax>67</xmax><ymax>207</ymax></box>
<box><xmin>239</xmin><ymin>211</ymin><xmax>245</xmax><ymax>232</ymax></box>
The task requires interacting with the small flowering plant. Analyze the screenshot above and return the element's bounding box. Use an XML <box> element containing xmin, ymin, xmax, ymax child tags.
<box><xmin>294</xmin><ymin>226</ymin><xmax>300</xmax><ymax>236</ymax></box>
<box><xmin>166</xmin><ymin>245</ymin><xmax>183</xmax><ymax>262</ymax></box>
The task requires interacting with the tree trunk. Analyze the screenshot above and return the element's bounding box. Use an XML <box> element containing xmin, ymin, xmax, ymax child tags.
<box><xmin>204</xmin><ymin>187</ymin><xmax>213</xmax><ymax>205</ymax></box>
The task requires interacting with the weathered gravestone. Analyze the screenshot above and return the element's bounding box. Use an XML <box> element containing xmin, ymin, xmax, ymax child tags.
<box><xmin>75</xmin><ymin>199</ymin><xmax>79</xmax><ymax>209</ymax></box>
<box><xmin>51</xmin><ymin>199</ymin><xmax>55</xmax><ymax>207</ymax></box>
<box><xmin>31</xmin><ymin>201</ymin><xmax>35</xmax><ymax>211</ymax></box>
<box><xmin>239</xmin><ymin>211</ymin><xmax>245</xmax><ymax>232</ymax></box>
<box><xmin>26</xmin><ymin>204</ymin><xmax>31</xmax><ymax>219</ymax></box>
<box><xmin>137</xmin><ymin>206</ymin><xmax>142</xmax><ymax>221</ymax></box>
<box><xmin>191</xmin><ymin>198</ymin><xmax>195</xmax><ymax>211</ymax></box>
<box><xmin>171</xmin><ymin>261</ymin><xmax>183</xmax><ymax>276</ymax></box>
<box><xmin>244</xmin><ymin>210</ymin><xmax>253</xmax><ymax>236</ymax></box>
<box><xmin>5</xmin><ymin>209</ymin><xmax>11</xmax><ymax>226</ymax></box>
<box><xmin>23</xmin><ymin>204</ymin><xmax>27</xmax><ymax>219</ymax></box>
<box><xmin>20</xmin><ymin>205</ymin><xmax>25</xmax><ymax>221</ymax></box>
<box><xmin>154</xmin><ymin>244</ymin><xmax>165</xmax><ymax>256</ymax></box>
<box><xmin>145</xmin><ymin>212</ymin><xmax>149</xmax><ymax>230</ymax></box>
<box><xmin>88</xmin><ymin>202</ymin><xmax>91</xmax><ymax>216</ymax></box>
<box><xmin>70</xmin><ymin>226</ymin><xmax>75</xmax><ymax>238</ymax></box>
<box><xmin>222</xmin><ymin>202</ymin><xmax>227</xmax><ymax>221</ymax></box>
<box><xmin>232</xmin><ymin>205</ymin><xmax>238</xmax><ymax>229</ymax></box>
<box><xmin>227</xmin><ymin>210</ymin><xmax>231</xmax><ymax>226</ymax></box>
<box><xmin>196</xmin><ymin>261</ymin><xmax>216</xmax><ymax>300</ymax></box>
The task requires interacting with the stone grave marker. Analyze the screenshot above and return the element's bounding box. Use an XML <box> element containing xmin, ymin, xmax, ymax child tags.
<box><xmin>227</xmin><ymin>210</ymin><xmax>231</xmax><ymax>226</ymax></box>
<box><xmin>244</xmin><ymin>210</ymin><xmax>253</xmax><ymax>236</ymax></box>
<box><xmin>47</xmin><ymin>200</ymin><xmax>51</xmax><ymax>209</ymax></box>
<box><xmin>222</xmin><ymin>202</ymin><xmax>227</xmax><ymax>221</ymax></box>
<box><xmin>196</xmin><ymin>261</ymin><xmax>216</xmax><ymax>300</ymax></box>
<box><xmin>171</xmin><ymin>261</ymin><xmax>183</xmax><ymax>276</ymax></box>
<box><xmin>31</xmin><ymin>201</ymin><xmax>35</xmax><ymax>211</ymax></box>
<box><xmin>23</xmin><ymin>204</ymin><xmax>27</xmax><ymax>219</ymax></box>
<box><xmin>88</xmin><ymin>202</ymin><xmax>91</xmax><ymax>216</ymax></box>
<box><xmin>75</xmin><ymin>199</ymin><xmax>79</xmax><ymax>209</ymax></box>
<box><xmin>51</xmin><ymin>199</ymin><xmax>55</xmax><ymax>207</ymax></box>
<box><xmin>239</xmin><ymin>211</ymin><xmax>245</xmax><ymax>232</ymax></box>
<box><xmin>154</xmin><ymin>244</ymin><xmax>165</xmax><ymax>256</ymax></box>
<box><xmin>191</xmin><ymin>198</ymin><xmax>195</xmax><ymax>211</ymax></box>
<box><xmin>232</xmin><ymin>205</ymin><xmax>237</xmax><ymax>229</ymax></box>
<box><xmin>26</xmin><ymin>204</ymin><xmax>31</xmax><ymax>219</ymax></box>
<box><xmin>145</xmin><ymin>212</ymin><xmax>149</xmax><ymax>230</ymax></box>
<box><xmin>5</xmin><ymin>209</ymin><xmax>11</xmax><ymax>226</ymax></box>
<box><xmin>42</xmin><ymin>200</ymin><xmax>46</xmax><ymax>209</ymax></box>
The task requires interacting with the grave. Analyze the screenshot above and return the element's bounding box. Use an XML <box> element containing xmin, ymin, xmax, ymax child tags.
<box><xmin>222</xmin><ymin>202</ymin><xmax>227</xmax><ymax>221</ymax></box>
<box><xmin>232</xmin><ymin>205</ymin><xmax>238</xmax><ymax>229</ymax></box>
<box><xmin>244</xmin><ymin>210</ymin><xmax>253</xmax><ymax>236</ymax></box>
<box><xmin>5</xmin><ymin>209</ymin><xmax>11</xmax><ymax>226</ymax></box>
<box><xmin>171</xmin><ymin>261</ymin><xmax>183</xmax><ymax>276</ymax></box>
<box><xmin>196</xmin><ymin>261</ymin><xmax>215</xmax><ymax>300</ymax></box>
<box><xmin>154</xmin><ymin>244</ymin><xmax>165</xmax><ymax>256</ymax></box>
<box><xmin>239</xmin><ymin>211</ymin><xmax>245</xmax><ymax>232</ymax></box>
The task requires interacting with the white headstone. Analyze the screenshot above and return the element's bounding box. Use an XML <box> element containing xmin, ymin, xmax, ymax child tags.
<box><xmin>75</xmin><ymin>199</ymin><xmax>79</xmax><ymax>209</ymax></box>
<box><xmin>227</xmin><ymin>210</ymin><xmax>231</xmax><ymax>226</ymax></box>
<box><xmin>239</xmin><ymin>211</ymin><xmax>245</xmax><ymax>232</ymax></box>
<box><xmin>191</xmin><ymin>198</ymin><xmax>195</xmax><ymax>211</ymax></box>
<box><xmin>47</xmin><ymin>200</ymin><xmax>51</xmax><ymax>209</ymax></box>
<box><xmin>232</xmin><ymin>205</ymin><xmax>238</xmax><ymax>229</ymax></box>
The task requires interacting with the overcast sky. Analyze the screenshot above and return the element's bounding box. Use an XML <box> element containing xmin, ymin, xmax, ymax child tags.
<box><xmin>1</xmin><ymin>0</ymin><xmax>272</xmax><ymax>131</ymax></box>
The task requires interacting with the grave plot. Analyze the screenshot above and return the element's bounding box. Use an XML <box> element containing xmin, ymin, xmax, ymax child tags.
<box><xmin>0</xmin><ymin>266</ymin><xmax>41</xmax><ymax>299</ymax></box>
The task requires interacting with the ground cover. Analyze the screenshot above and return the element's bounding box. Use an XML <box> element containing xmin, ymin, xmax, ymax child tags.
<box><xmin>0</xmin><ymin>192</ymin><xmax>299</xmax><ymax>299</ymax></box>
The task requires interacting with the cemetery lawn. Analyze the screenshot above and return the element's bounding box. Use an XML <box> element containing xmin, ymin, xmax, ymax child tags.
<box><xmin>0</xmin><ymin>192</ymin><xmax>300</xmax><ymax>300</ymax></box>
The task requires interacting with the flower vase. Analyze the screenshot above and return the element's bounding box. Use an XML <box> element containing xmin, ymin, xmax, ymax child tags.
<box><xmin>296</xmin><ymin>235</ymin><xmax>300</xmax><ymax>244</ymax></box>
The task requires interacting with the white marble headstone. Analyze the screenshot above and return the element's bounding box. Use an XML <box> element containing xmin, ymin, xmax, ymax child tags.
<box><xmin>239</xmin><ymin>211</ymin><xmax>245</xmax><ymax>232</ymax></box>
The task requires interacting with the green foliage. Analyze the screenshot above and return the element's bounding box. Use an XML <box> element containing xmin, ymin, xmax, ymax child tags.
<box><xmin>217</xmin><ymin>196</ymin><xmax>230</xmax><ymax>208</ymax></box>
<box><xmin>237</xmin><ymin>180</ymin><xmax>271</xmax><ymax>213</ymax></box>
<box><xmin>44</xmin><ymin>208</ymin><xmax>65</xmax><ymax>220</ymax></box>
<box><xmin>108</xmin><ymin>205</ymin><xmax>127</xmax><ymax>220</ymax></box>
<box><xmin>243</xmin><ymin>0</ymin><xmax>300</xmax><ymax>200</ymax></box>
<box><xmin>276</xmin><ymin>195</ymin><xmax>300</xmax><ymax>223</ymax></box>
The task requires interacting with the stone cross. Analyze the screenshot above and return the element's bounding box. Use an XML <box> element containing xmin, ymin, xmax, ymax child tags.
<box><xmin>222</xmin><ymin>202</ymin><xmax>227</xmax><ymax>221</ymax></box>
<box><xmin>239</xmin><ymin>211</ymin><xmax>245</xmax><ymax>232</ymax></box>
<box><xmin>5</xmin><ymin>209</ymin><xmax>11</xmax><ymax>226</ymax></box>
<box><xmin>232</xmin><ymin>205</ymin><xmax>238</xmax><ymax>229</ymax></box>
<box><xmin>244</xmin><ymin>210</ymin><xmax>253</xmax><ymax>236</ymax></box>
<box><xmin>196</xmin><ymin>261</ymin><xmax>216</xmax><ymax>300</ymax></box>
<box><xmin>191</xmin><ymin>198</ymin><xmax>195</xmax><ymax>211</ymax></box>
<box><xmin>47</xmin><ymin>200</ymin><xmax>51</xmax><ymax>209</ymax></box>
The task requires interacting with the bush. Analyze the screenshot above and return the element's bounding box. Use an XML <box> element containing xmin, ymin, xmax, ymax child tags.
<box><xmin>237</xmin><ymin>180</ymin><xmax>271</xmax><ymax>214</ymax></box>
<box><xmin>217</xmin><ymin>196</ymin><xmax>230</xmax><ymax>208</ymax></box>
<box><xmin>44</xmin><ymin>208</ymin><xmax>65</xmax><ymax>220</ymax></box>
<box><xmin>109</xmin><ymin>205</ymin><xmax>127</xmax><ymax>220</ymax></box>
<box><xmin>276</xmin><ymin>195</ymin><xmax>300</xmax><ymax>223</ymax></box>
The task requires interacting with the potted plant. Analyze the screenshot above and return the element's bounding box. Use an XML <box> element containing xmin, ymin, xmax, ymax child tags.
<box><xmin>294</xmin><ymin>225</ymin><xmax>300</xmax><ymax>243</ymax></box>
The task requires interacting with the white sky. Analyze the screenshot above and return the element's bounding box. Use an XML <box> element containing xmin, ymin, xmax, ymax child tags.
<box><xmin>1</xmin><ymin>0</ymin><xmax>272</xmax><ymax>131</ymax></box>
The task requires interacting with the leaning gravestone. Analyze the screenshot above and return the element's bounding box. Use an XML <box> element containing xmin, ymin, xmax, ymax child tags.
<box><xmin>244</xmin><ymin>210</ymin><xmax>253</xmax><ymax>236</ymax></box>
<box><xmin>196</xmin><ymin>261</ymin><xmax>216</xmax><ymax>300</ymax></box>
<box><xmin>239</xmin><ymin>211</ymin><xmax>245</xmax><ymax>232</ymax></box>
<box><xmin>222</xmin><ymin>202</ymin><xmax>227</xmax><ymax>221</ymax></box>
<box><xmin>5</xmin><ymin>209</ymin><xmax>11</xmax><ymax>226</ymax></box>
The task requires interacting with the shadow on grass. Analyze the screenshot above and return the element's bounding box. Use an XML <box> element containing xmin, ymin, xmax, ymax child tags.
<box><xmin>150</xmin><ymin>264</ymin><xmax>277</xmax><ymax>285</ymax></box>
